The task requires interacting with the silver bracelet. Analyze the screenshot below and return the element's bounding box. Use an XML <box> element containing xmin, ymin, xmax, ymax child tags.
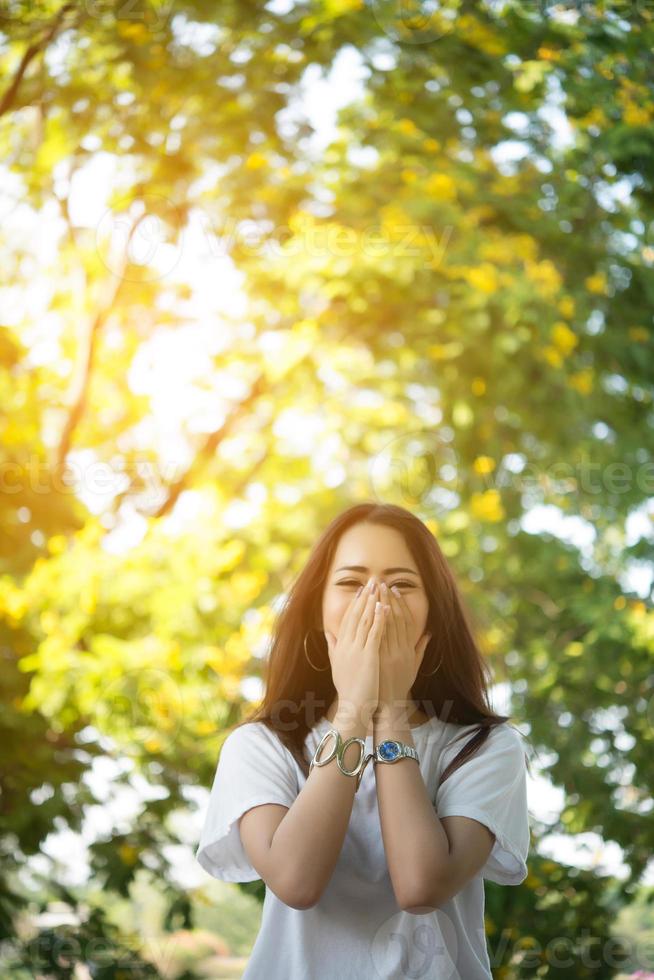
<box><xmin>309</xmin><ymin>728</ymin><xmax>374</xmax><ymax>792</ymax></box>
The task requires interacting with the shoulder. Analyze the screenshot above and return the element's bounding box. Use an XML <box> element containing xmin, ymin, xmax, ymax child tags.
<box><xmin>222</xmin><ymin>721</ymin><xmax>276</xmax><ymax>750</ymax></box>
<box><xmin>443</xmin><ymin>721</ymin><xmax>526</xmax><ymax>764</ymax></box>
<box><xmin>221</xmin><ymin>721</ymin><xmax>296</xmax><ymax>763</ymax></box>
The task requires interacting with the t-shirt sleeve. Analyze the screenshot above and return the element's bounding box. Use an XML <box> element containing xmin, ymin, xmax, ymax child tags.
<box><xmin>195</xmin><ymin>722</ymin><xmax>299</xmax><ymax>883</ymax></box>
<box><xmin>434</xmin><ymin>723</ymin><xmax>530</xmax><ymax>885</ymax></box>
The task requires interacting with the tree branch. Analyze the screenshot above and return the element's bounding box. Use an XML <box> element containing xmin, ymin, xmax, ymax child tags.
<box><xmin>0</xmin><ymin>2</ymin><xmax>78</xmax><ymax>118</ymax></box>
<box><xmin>52</xmin><ymin>209</ymin><xmax>149</xmax><ymax>481</ymax></box>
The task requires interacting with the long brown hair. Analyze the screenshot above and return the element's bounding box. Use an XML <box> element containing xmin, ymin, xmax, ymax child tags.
<box><xmin>228</xmin><ymin>502</ymin><xmax>531</xmax><ymax>787</ymax></box>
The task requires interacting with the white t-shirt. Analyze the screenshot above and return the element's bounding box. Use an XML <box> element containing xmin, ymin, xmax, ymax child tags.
<box><xmin>196</xmin><ymin>712</ymin><xmax>530</xmax><ymax>980</ymax></box>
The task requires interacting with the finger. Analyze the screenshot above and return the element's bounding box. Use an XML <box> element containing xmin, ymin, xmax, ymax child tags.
<box><xmin>380</xmin><ymin>607</ymin><xmax>389</xmax><ymax>658</ymax></box>
<box><xmin>389</xmin><ymin>584</ymin><xmax>413</xmax><ymax>648</ymax></box>
<box><xmin>354</xmin><ymin>587</ymin><xmax>379</xmax><ymax>646</ymax></box>
<box><xmin>382</xmin><ymin>585</ymin><xmax>401</xmax><ymax>651</ymax></box>
<box><xmin>364</xmin><ymin>599</ymin><xmax>385</xmax><ymax>649</ymax></box>
<box><xmin>343</xmin><ymin>577</ymin><xmax>377</xmax><ymax>639</ymax></box>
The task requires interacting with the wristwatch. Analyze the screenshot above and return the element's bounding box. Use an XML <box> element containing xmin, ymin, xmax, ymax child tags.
<box><xmin>372</xmin><ymin>739</ymin><xmax>420</xmax><ymax>765</ymax></box>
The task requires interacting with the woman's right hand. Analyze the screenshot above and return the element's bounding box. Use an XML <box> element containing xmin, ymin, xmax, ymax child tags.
<box><xmin>324</xmin><ymin>578</ymin><xmax>385</xmax><ymax>718</ymax></box>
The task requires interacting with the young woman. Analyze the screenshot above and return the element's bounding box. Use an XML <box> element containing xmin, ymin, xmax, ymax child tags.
<box><xmin>196</xmin><ymin>502</ymin><xmax>531</xmax><ymax>978</ymax></box>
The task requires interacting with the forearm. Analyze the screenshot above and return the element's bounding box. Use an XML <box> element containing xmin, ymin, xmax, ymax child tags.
<box><xmin>373</xmin><ymin>705</ymin><xmax>451</xmax><ymax>911</ymax></box>
<box><xmin>270</xmin><ymin>699</ymin><xmax>371</xmax><ymax>907</ymax></box>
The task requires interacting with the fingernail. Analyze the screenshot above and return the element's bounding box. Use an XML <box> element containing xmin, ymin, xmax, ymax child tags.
<box><xmin>391</xmin><ymin>585</ymin><xmax>400</xmax><ymax>596</ymax></box>
<box><xmin>356</xmin><ymin>586</ymin><xmax>363</xmax><ymax>596</ymax></box>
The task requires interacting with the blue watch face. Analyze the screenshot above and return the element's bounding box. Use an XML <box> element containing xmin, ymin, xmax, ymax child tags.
<box><xmin>379</xmin><ymin>740</ymin><xmax>401</xmax><ymax>761</ymax></box>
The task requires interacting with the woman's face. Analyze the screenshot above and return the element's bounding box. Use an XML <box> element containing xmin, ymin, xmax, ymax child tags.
<box><xmin>321</xmin><ymin>522</ymin><xmax>429</xmax><ymax>650</ymax></box>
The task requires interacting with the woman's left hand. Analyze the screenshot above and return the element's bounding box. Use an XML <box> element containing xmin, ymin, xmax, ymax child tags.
<box><xmin>377</xmin><ymin>583</ymin><xmax>431</xmax><ymax>715</ymax></box>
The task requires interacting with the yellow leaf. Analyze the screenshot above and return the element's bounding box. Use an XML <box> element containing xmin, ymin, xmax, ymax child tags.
<box><xmin>471</xmin><ymin>377</ymin><xmax>486</xmax><ymax>396</ymax></box>
<box><xmin>40</xmin><ymin>610</ymin><xmax>59</xmax><ymax>633</ymax></box>
<box><xmin>628</xmin><ymin>326</ymin><xmax>649</xmax><ymax>342</ymax></box>
<box><xmin>428</xmin><ymin>341</ymin><xmax>463</xmax><ymax>360</ymax></box>
<box><xmin>614</xmin><ymin>596</ymin><xmax>626</xmax><ymax>610</ymax></box>
<box><xmin>622</xmin><ymin>102</ymin><xmax>651</xmax><ymax>126</ymax></box>
<box><xmin>524</xmin><ymin>258</ymin><xmax>562</xmax><ymax>297</ymax></box>
<box><xmin>324</xmin><ymin>0</ymin><xmax>364</xmax><ymax>13</ymax></box>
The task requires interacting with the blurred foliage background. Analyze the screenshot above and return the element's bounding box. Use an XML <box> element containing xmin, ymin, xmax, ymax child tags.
<box><xmin>1</xmin><ymin>0</ymin><xmax>654</xmax><ymax>976</ymax></box>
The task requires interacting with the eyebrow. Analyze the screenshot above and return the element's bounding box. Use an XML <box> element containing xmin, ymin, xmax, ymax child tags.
<box><xmin>334</xmin><ymin>565</ymin><xmax>419</xmax><ymax>577</ymax></box>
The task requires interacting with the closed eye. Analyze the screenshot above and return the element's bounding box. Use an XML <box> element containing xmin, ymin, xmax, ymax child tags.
<box><xmin>336</xmin><ymin>579</ymin><xmax>415</xmax><ymax>589</ymax></box>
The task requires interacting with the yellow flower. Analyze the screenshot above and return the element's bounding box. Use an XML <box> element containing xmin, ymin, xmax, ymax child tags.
<box><xmin>568</xmin><ymin>369</ymin><xmax>593</xmax><ymax>395</ymax></box>
<box><xmin>466</xmin><ymin>263</ymin><xmax>499</xmax><ymax>294</ymax></box>
<box><xmin>425</xmin><ymin>172</ymin><xmax>457</xmax><ymax>201</ymax></box>
<box><xmin>244</xmin><ymin>151</ymin><xmax>268</xmax><ymax>170</ymax></box>
<box><xmin>47</xmin><ymin>535</ymin><xmax>68</xmax><ymax>555</ymax></box>
<box><xmin>585</xmin><ymin>272</ymin><xmax>607</xmax><ymax>294</ymax></box>
<box><xmin>470</xmin><ymin>489</ymin><xmax>505</xmax><ymax>523</ymax></box>
<box><xmin>397</xmin><ymin>118</ymin><xmax>420</xmax><ymax>137</ymax></box>
<box><xmin>473</xmin><ymin>455</ymin><xmax>496</xmax><ymax>475</ymax></box>
<box><xmin>558</xmin><ymin>296</ymin><xmax>576</xmax><ymax>318</ymax></box>
<box><xmin>551</xmin><ymin>321</ymin><xmax>578</xmax><ymax>355</ymax></box>
<box><xmin>524</xmin><ymin>258</ymin><xmax>562</xmax><ymax>297</ymax></box>
<box><xmin>118</xmin><ymin>844</ymin><xmax>139</xmax><ymax>865</ymax></box>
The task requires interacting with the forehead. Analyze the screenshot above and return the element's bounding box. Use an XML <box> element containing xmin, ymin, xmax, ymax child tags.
<box><xmin>330</xmin><ymin>523</ymin><xmax>417</xmax><ymax>572</ymax></box>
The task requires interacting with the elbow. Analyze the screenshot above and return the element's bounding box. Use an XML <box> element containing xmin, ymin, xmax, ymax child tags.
<box><xmin>275</xmin><ymin>885</ymin><xmax>315</xmax><ymax>911</ymax></box>
<box><xmin>399</xmin><ymin>881</ymin><xmax>445</xmax><ymax>915</ymax></box>
<box><xmin>402</xmin><ymin>897</ymin><xmax>443</xmax><ymax>915</ymax></box>
<box><xmin>284</xmin><ymin>890</ymin><xmax>320</xmax><ymax>911</ymax></box>
<box><xmin>276</xmin><ymin>873</ymin><xmax>321</xmax><ymax>911</ymax></box>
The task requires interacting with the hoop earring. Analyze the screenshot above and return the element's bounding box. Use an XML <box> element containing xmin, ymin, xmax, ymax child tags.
<box><xmin>418</xmin><ymin>654</ymin><xmax>443</xmax><ymax>677</ymax></box>
<box><xmin>303</xmin><ymin>629</ymin><xmax>330</xmax><ymax>672</ymax></box>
